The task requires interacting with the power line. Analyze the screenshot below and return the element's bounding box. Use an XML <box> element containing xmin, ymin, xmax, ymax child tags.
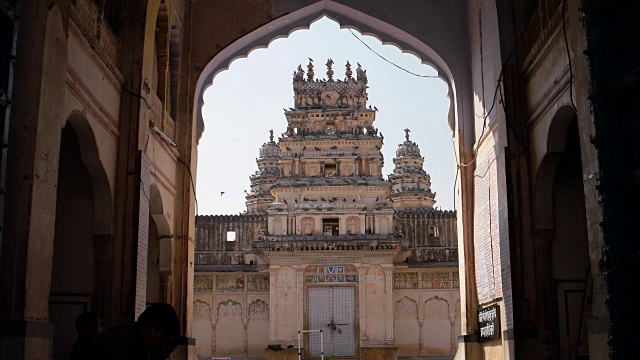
<box><xmin>348</xmin><ymin>28</ymin><xmax>440</xmax><ymax>78</ymax></box>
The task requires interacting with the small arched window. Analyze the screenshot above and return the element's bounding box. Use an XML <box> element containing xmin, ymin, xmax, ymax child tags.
<box><xmin>428</xmin><ymin>225</ymin><xmax>439</xmax><ymax>237</ymax></box>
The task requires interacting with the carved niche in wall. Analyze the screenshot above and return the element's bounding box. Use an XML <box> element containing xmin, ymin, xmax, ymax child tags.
<box><xmin>248</xmin><ymin>299</ymin><xmax>269</xmax><ymax>321</ymax></box>
<box><xmin>301</xmin><ymin>217</ymin><xmax>315</xmax><ymax>235</ymax></box>
<box><xmin>341</xmin><ymin>162</ymin><xmax>354</xmax><ymax>176</ymax></box>
<box><xmin>306</xmin><ymin>163</ymin><xmax>319</xmax><ymax>176</ymax></box>
<box><xmin>347</xmin><ymin>216</ymin><xmax>360</xmax><ymax>235</ymax></box>
<box><xmin>194</xmin><ymin>300</ymin><xmax>212</xmax><ymax>320</ymax></box>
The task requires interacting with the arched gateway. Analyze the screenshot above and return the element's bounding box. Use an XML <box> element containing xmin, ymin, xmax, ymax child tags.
<box><xmin>193</xmin><ymin>59</ymin><xmax>460</xmax><ymax>359</ymax></box>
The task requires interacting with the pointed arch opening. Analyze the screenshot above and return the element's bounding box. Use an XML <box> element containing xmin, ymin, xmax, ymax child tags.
<box><xmin>193</xmin><ymin>0</ymin><xmax>461</xmax><ymax>140</ymax></box>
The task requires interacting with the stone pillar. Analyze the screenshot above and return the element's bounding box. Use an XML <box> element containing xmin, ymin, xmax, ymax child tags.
<box><xmin>356</xmin><ymin>264</ymin><xmax>367</xmax><ymax>340</ymax></box>
<box><xmin>382</xmin><ymin>265</ymin><xmax>394</xmax><ymax>341</ymax></box>
<box><xmin>0</xmin><ymin>4</ymin><xmax>66</xmax><ymax>359</ymax></box>
<box><xmin>354</xmin><ymin>159</ymin><xmax>359</xmax><ymax>176</ymax></box>
<box><xmin>315</xmin><ymin>216</ymin><xmax>322</xmax><ymax>235</ymax></box>
<box><xmin>294</xmin><ymin>266</ymin><xmax>305</xmax><ymax>334</ymax></box>
<box><xmin>211</xmin><ymin>324</ymin><xmax>217</xmax><ymax>354</ymax></box>
<box><xmin>242</xmin><ymin>321</ymin><xmax>248</xmax><ymax>356</ymax></box>
<box><xmin>418</xmin><ymin>319</ymin><xmax>425</xmax><ymax>356</ymax></box>
<box><xmin>269</xmin><ymin>265</ymin><xmax>279</xmax><ymax>341</ymax></box>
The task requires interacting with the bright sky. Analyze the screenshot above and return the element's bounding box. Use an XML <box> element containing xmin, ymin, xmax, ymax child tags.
<box><xmin>198</xmin><ymin>17</ymin><xmax>455</xmax><ymax>215</ymax></box>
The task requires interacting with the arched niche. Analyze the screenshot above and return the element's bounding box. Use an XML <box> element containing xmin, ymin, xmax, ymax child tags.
<box><xmin>532</xmin><ymin>105</ymin><xmax>591</xmax><ymax>358</ymax></box>
<box><xmin>193</xmin><ymin>0</ymin><xmax>461</xmax><ymax>141</ymax></box>
<box><xmin>65</xmin><ymin>111</ymin><xmax>113</xmax><ymax>235</ymax></box>
<box><xmin>50</xmin><ymin>112</ymin><xmax>114</xmax><ymax>359</ymax></box>
<box><xmin>147</xmin><ymin>184</ymin><xmax>173</xmax><ymax>300</ymax></box>
<box><xmin>533</xmin><ymin>105</ymin><xmax>577</xmax><ymax>230</ymax></box>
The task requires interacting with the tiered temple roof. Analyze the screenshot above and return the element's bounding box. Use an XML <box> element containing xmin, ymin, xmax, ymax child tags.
<box><xmin>389</xmin><ymin>128</ymin><xmax>436</xmax><ymax>209</ymax></box>
<box><xmin>244</xmin><ymin>59</ymin><xmax>437</xmax><ymax>241</ymax></box>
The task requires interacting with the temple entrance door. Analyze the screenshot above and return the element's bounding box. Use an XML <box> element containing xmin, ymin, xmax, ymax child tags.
<box><xmin>308</xmin><ymin>287</ymin><xmax>356</xmax><ymax>357</ymax></box>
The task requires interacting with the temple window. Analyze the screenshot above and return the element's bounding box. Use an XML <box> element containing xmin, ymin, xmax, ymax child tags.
<box><xmin>324</xmin><ymin>163</ymin><xmax>337</xmax><ymax>177</ymax></box>
<box><xmin>322</xmin><ymin>218</ymin><xmax>339</xmax><ymax>236</ymax></box>
<box><xmin>226</xmin><ymin>231</ymin><xmax>237</xmax><ymax>242</ymax></box>
<box><xmin>428</xmin><ymin>226</ymin><xmax>439</xmax><ymax>237</ymax></box>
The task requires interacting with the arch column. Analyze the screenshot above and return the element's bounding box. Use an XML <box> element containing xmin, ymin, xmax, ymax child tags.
<box><xmin>0</xmin><ymin>4</ymin><xmax>67</xmax><ymax>359</ymax></box>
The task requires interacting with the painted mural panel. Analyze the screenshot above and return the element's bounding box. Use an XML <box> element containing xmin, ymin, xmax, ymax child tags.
<box><xmin>216</xmin><ymin>274</ymin><xmax>244</xmax><ymax>291</ymax></box>
<box><xmin>422</xmin><ymin>271</ymin><xmax>452</xmax><ymax>289</ymax></box>
<box><xmin>194</xmin><ymin>275</ymin><xmax>213</xmax><ymax>291</ymax></box>
<box><xmin>394</xmin><ymin>272</ymin><xmax>419</xmax><ymax>289</ymax></box>
<box><xmin>247</xmin><ymin>274</ymin><xmax>270</xmax><ymax>291</ymax></box>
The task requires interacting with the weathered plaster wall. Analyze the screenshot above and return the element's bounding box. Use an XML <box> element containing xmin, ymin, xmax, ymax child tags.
<box><xmin>193</xmin><ymin>272</ymin><xmax>271</xmax><ymax>359</ymax></box>
<box><xmin>392</xmin><ymin>267</ymin><xmax>460</xmax><ymax>357</ymax></box>
<box><xmin>193</xmin><ymin>265</ymin><xmax>459</xmax><ymax>359</ymax></box>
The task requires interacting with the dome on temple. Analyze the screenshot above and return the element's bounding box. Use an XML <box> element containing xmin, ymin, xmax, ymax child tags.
<box><xmin>395</xmin><ymin>128</ymin><xmax>422</xmax><ymax>158</ymax></box>
<box><xmin>259</xmin><ymin>130</ymin><xmax>280</xmax><ymax>158</ymax></box>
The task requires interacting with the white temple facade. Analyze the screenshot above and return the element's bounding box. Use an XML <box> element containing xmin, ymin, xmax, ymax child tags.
<box><xmin>194</xmin><ymin>60</ymin><xmax>460</xmax><ymax>360</ymax></box>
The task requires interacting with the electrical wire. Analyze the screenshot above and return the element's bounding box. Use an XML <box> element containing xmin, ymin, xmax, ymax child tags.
<box><xmin>349</xmin><ymin>10</ymin><xmax>539</xmax><ymax>216</ymax></box>
<box><xmin>348</xmin><ymin>28</ymin><xmax>440</xmax><ymax>78</ymax></box>
<box><xmin>498</xmin><ymin>80</ymin><xmax>529</xmax><ymax>149</ymax></box>
<box><xmin>177</xmin><ymin>157</ymin><xmax>199</xmax><ymax>216</ymax></box>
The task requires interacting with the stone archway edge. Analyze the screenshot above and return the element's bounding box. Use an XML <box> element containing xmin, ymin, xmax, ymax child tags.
<box><xmin>193</xmin><ymin>0</ymin><xmax>458</xmax><ymax>138</ymax></box>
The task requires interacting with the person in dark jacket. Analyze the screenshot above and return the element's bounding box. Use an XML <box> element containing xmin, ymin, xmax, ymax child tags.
<box><xmin>91</xmin><ymin>303</ymin><xmax>180</xmax><ymax>360</ymax></box>
<box><xmin>70</xmin><ymin>312</ymin><xmax>103</xmax><ymax>360</ymax></box>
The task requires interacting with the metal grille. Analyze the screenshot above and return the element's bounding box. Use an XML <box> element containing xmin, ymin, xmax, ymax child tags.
<box><xmin>308</xmin><ymin>287</ymin><xmax>355</xmax><ymax>357</ymax></box>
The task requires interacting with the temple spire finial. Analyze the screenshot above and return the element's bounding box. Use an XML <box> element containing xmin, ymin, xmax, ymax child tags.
<box><xmin>326</xmin><ymin>58</ymin><xmax>334</xmax><ymax>81</ymax></box>
<box><xmin>307</xmin><ymin>58</ymin><xmax>314</xmax><ymax>82</ymax></box>
<box><xmin>269</xmin><ymin>129</ymin><xmax>274</xmax><ymax>142</ymax></box>
<box><xmin>345</xmin><ymin>61</ymin><xmax>352</xmax><ymax>80</ymax></box>
<box><xmin>404</xmin><ymin>128</ymin><xmax>411</xmax><ymax>141</ymax></box>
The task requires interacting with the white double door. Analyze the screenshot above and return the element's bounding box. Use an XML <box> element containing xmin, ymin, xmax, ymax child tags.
<box><xmin>308</xmin><ymin>286</ymin><xmax>356</xmax><ymax>357</ymax></box>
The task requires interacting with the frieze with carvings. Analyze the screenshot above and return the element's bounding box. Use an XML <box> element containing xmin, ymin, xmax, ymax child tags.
<box><xmin>422</xmin><ymin>271</ymin><xmax>454</xmax><ymax>289</ymax></box>
<box><xmin>247</xmin><ymin>274</ymin><xmax>270</xmax><ymax>291</ymax></box>
<box><xmin>393</xmin><ymin>272</ymin><xmax>419</xmax><ymax>289</ymax></box>
<box><xmin>306</xmin><ymin>274</ymin><xmax>357</xmax><ymax>283</ymax></box>
<box><xmin>194</xmin><ymin>275</ymin><xmax>213</xmax><ymax>291</ymax></box>
<box><xmin>216</xmin><ymin>274</ymin><xmax>245</xmax><ymax>291</ymax></box>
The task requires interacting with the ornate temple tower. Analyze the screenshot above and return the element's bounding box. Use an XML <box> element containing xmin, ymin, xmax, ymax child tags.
<box><xmin>194</xmin><ymin>59</ymin><xmax>459</xmax><ymax>360</ymax></box>
<box><xmin>266</xmin><ymin>59</ymin><xmax>394</xmax><ymax>237</ymax></box>
<box><xmin>245</xmin><ymin>130</ymin><xmax>280</xmax><ymax>212</ymax></box>
<box><xmin>389</xmin><ymin>128</ymin><xmax>436</xmax><ymax>209</ymax></box>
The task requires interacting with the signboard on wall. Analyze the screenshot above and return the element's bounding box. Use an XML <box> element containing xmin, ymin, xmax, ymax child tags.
<box><xmin>478</xmin><ymin>304</ymin><xmax>500</xmax><ymax>342</ymax></box>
